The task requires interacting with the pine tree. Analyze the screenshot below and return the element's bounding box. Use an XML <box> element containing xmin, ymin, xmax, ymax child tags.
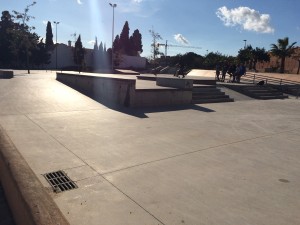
<box><xmin>45</xmin><ymin>21</ymin><xmax>54</xmax><ymax>50</ymax></box>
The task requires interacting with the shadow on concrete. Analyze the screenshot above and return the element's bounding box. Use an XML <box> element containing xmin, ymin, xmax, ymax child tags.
<box><xmin>62</xmin><ymin>81</ymin><xmax>215</xmax><ymax>118</ymax></box>
<box><xmin>0</xmin><ymin>184</ymin><xmax>16</xmax><ymax>225</ymax></box>
<box><xmin>106</xmin><ymin>104</ymin><xmax>215</xmax><ymax>119</ymax></box>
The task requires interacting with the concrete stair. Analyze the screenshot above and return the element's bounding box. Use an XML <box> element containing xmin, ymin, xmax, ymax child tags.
<box><xmin>241</xmin><ymin>86</ymin><xmax>288</xmax><ymax>99</ymax></box>
<box><xmin>192</xmin><ymin>86</ymin><xmax>234</xmax><ymax>104</ymax></box>
<box><xmin>274</xmin><ymin>85</ymin><xmax>300</xmax><ymax>97</ymax></box>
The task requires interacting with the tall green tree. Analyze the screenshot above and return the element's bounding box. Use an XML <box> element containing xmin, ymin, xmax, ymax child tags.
<box><xmin>129</xmin><ymin>29</ymin><xmax>143</xmax><ymax>56</ymax></box>
<box><xmin>270</xmin><ymin>37</ymin><xmax>297</xmax><ymax>73</ymax></box>
<box><xmin>113</xmin><ymin>35</ymin><xmax>121</xmax><ymax>52</ymax></box>
<box><xmin>32</xmin><ymin>38</ymin><xmax>51</xmax><ymax>68</ymax></box>
<box><xmin>251</xmin><ymin>47</ymin><xmax>270</xmax><ymax>71</ymax></box>
<box><xmin>119</xmin><ymin>21</ymin><xmax>130</xmax><ymax>55</ymax></box>
<box><xmin>237</xmin><ymin>45</ymin><xmax>253</xmax><ymax>66</ymax></box>
<box><xmin>0</xmin><ymin>11</ymin><xmax>15</xmax><ymax>67</ymax></box>
<box><xmin>73</xmin><ymin>35</ymin><xmax>85</xmax><ymax>72</ymax></box>
<box><xmin>203</xmin><ymin>52</ymin><xmax>228</xmax><ymax>69</ymax></box>
<box><xmin>12</xmin><ymin>1</ymin><xmax>37</xmax><ymax>73</ymax></box>
<box><xmin>45</xmin><ymin>21</ymin><xmax>54</xmax><ymax>50</ymax></box>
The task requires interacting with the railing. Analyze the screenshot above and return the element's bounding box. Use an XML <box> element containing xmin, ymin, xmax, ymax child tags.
<box><xmin>241</xmin><ymin>72</ymin><xmax>300</xmax><ymax>99</ymax></box>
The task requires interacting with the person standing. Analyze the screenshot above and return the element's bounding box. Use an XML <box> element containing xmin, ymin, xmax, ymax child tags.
<box><xmin>221</xmin><ymin>62</ymin><xmax>228</xmax><ymax>82</ymax></box>
<box><xmin>227</xmin><ymin>63</ymin><xmax>236</xmax><ymax>83</ymax></box>
<box><xmin>216</xmin><ymin>63</ymin><xmax>221</xmax><ymax>81</ymax></box>
<box><xmin>236</xmin><ymin>63</ymin><xmax>246</xmax><ymax>83</ymax></box>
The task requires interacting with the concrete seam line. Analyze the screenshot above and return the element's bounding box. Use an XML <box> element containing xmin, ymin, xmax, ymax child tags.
<box><xmin>0</xmin><ymin>125</ymin><xmax>70</xmax><ymax>225</ymax></box>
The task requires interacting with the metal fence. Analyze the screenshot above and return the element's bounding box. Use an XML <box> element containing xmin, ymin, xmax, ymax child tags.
<box><xmin>241</xmin><ymin>72</ymin><xmax>300</xmax><ymax>99</ymax></box>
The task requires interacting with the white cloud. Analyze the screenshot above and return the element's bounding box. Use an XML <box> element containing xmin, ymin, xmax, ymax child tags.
<box><xmin>216</xmin><ymin>6</ymin><xmax>274</xmax><ymax>33</ymax></box>
<box><xmin>88</xmin><ymin>40</ymin><xmax>95</xmax><ymax>45</ymax></box>
<box><xmin>174</xmin><ymin>34</ymin><xmax>189</xmax><ymax>45</ymax></box>
<box><xmin>132</xmin><ymin>0</ymin><xmax>143</xmax><ymax>3</ymax></box>
<box><xmin>42</xmin><ymin>20</ymin><xmax>48</xmax><ymax>25</ymax></box>
<box><xmin>77</xmin><ymin>0</ymin><xmax>83</xmax><ymax>5</ymax></box>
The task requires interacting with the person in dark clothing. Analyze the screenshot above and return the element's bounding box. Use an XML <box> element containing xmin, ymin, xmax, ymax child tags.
<box><xmin>216</xmin><ymin>63</ymin><xmax>221</xmax><ymax>81</ymax></box>
<box><xmin>227</xmin><ymin>64</ymin><xmax>236</xmax><ymax>83</ymax></box>
<box><xmin>174</xmin><ymin>62</ymin><xmax>186</xmax><ymax>78</ymax></box>
<box><xmin>221</xmin><ymin>62</ymin><xmax>228</xmax><ymax>82</ymax></box>
<box><xmin>236</xmin><ymin>63</ymin><xmax>246</xmax><ymax>83</ymax></box>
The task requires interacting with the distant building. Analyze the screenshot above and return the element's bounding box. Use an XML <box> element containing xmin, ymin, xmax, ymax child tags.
<box><xmin>256</xmin><ymin>47</ymin><xmax>300</xmax><ymax>74</ymax></box>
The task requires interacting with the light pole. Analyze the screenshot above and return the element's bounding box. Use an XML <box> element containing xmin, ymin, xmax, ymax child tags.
<box><xmin>243</xmin><ymin>39</ymin><xmax>247</xmax><ymax>49</ymax></box>
<box><xmin>53</xmin><ymin>21</ymin><xmax>60</xmax><ymax>70</ymax></box>
<box><xmin>109</xmin><ymin>3</ymin><xmax>117</xmax><ymax>72</ymax></box>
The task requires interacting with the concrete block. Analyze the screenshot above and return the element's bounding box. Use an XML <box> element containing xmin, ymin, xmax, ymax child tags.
<box><xmin>0</xmin><ymin>70</ymin><xmax>13</xmax><ymax>79</ymax></box>
<box><xmin>156</xmin><ymin>77</ymin><xmax>193</xmax><ymax>89</ymax></box>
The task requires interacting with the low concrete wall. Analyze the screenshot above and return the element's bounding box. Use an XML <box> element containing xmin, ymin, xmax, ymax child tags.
<box><xmin>156</xmin><ymin>77</ymin><xmax>193</xmax><ymax>89</ymax></box>
<box><xmin>57</xmin><ymin>73</ymin><xmax>136</xmax><ymax>108</ymax></box>
<box><xmin>0</xmin><ymin>125</ymin><xmax>69</xmax><ymax>225</ymax></box>
<box><xmin>57</xmin><ymin>72</ymin><xmax>193</xmax><ymax>108</ymax></box>
<box><xmin>0</xmin><ymin>70</ymin><xmax>13</xmax><ymax>79</ymax></box>
<box><xmin>132</xmin><ymin>89</ymin><xmax>192</xmax><ymax>107</ymax></box>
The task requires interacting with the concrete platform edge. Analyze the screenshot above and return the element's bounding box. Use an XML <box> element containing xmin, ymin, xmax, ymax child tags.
<box><xmin>0</xmin><ymin>125</ymin><xmax>69</xmax><ymax>225</ymax></box>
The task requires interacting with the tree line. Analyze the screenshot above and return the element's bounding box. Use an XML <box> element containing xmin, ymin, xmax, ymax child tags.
<box><xmin>154</xmin><ymin>35</ymin><xmax>298</xmax><ymax>74</ymax></box>
<box><xmin>0</xmin><ymin>1</ymin><xmax>144</xmax><ymax>72</ymax></box>
<box><xmin>0</xmin><ymin>2</ymin><xmax>51</xmax><ymax>73</ymax></box>
<box><xmin>0</xmin><ymin>1</ymin><xmax>298</xmax><ymax>74</ymax></box>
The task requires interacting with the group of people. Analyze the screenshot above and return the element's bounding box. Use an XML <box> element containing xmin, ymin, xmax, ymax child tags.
<box><xmin>216</xmin><ymin>62</ymin><xmax>246</xmax><ymax>83</ymax></box>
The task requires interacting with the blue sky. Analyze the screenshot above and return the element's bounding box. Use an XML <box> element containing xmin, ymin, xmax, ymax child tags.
<box><xmin>1</xmin><ymin>0</ymin><xmax>300</xmax><ymax>58</ymax></box>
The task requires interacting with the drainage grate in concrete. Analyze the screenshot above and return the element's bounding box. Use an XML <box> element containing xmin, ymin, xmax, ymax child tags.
<box><xmin>43</xmin><ymin>170</ymin><xmax>77</xmax><ymax>193</ymax></box>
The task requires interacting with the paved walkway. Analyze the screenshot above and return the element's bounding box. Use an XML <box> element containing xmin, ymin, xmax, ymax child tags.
<box><xmin>1</xmin><ymin>70</ymin><xmax>300</xmax><ymax>225</ymax></box>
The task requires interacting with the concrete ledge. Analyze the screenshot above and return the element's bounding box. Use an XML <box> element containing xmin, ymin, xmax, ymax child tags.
<box><xmin>156</xmin><ymin>77</ymin><xmax>193</xmax><ymax>89</ymax></box>
<box><xmin>0</xmin><ymin>70</ymin><xmax>14</xmax><ymax>79</ymax></box>
<box><xmin>0</xmin><ymin>125</ymin><xmax>69</xmax><ymax>225</ymax></box>
<box><xmin>57</xmin><ymin>72</ymin><xmax>193</xmax><ymax>108</ymax></box>
<box><xmin>133</xmin><ymin>89</ymin><xmax>192</xmax><ymax>107</ymax></box>
<box><xmin>57</xmin><ymin>72</ymin><xmax>136</xmax><ymax>108</ymax></box>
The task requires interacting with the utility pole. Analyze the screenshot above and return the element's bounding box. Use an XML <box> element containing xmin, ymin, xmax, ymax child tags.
<box><xmin>54</xmin><ymin>21</ymin><xmax>60</xmax><ymax>70</ymax></box>
<box><xmin>109</xmin><ymin>3</ymin><xmax>117</xmax><ymax>72</ymax></box>
<box><xmin>243</xmin><ymin>39</ymin><xmax>247</xmax><ymax>49</ymax></box>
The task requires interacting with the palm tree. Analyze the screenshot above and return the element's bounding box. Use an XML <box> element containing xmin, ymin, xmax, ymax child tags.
<box><xmin>270</xmin><ymin>37</ymin><xmax>297</xmax><ymax>73</ymax></box>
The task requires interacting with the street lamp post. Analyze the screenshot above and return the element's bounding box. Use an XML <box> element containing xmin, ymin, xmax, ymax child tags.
<box><xmin>109</xmin><ymin>3</ymin><xmax>117</xmax><ymax>72</ymax></box>
<box><xmin>53</xmin><ymin>21</ymin><xmax>60</xmax><ymax>70</ymax></box>
<box><xmin>243</xmin><ymin>39</ymin><xmax>247</xmax><ymax>49</ymax></box>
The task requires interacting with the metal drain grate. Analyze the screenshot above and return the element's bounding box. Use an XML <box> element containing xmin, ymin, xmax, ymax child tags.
<box><xmin>43</xmin><ymin>170</ymin><xmax>77</xmax><ymax>193</ymax></box>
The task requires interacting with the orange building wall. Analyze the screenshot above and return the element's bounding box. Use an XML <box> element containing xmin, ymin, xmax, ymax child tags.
<box><xmin>256</xmin><ymin>47</ymin><xmax>300</xmax><ymax>74</ymax></box>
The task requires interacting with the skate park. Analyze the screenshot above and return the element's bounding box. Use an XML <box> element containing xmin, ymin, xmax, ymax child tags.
<box><xmin>0</xmin><ymin>69</ymin><xmax>300</xmax><ymax>225</ymax></box>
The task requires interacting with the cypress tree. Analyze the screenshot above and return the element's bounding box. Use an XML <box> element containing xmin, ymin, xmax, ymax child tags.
<box><xmin>74</xmin><ymin>35</ymin><xmax>84</xmax><ymax>72</ymax></box>
<box><xmin>45</xmin><ymin>21</ymin><xmax>54</xmax><ymax>50</ymax></box>
<box><xmin>119</xmin><ymin>21</ymin><xmax>130</xmax><ymax>55</ymax></box>
<box><xmin>129</xmin><ymin>29</ymin><xmax>143</xmax><ymax>56</ymax></box>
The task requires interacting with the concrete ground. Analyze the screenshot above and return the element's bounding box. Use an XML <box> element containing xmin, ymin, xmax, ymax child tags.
<box><xmin>1</xmin><ymin>70</ymin><xmax>300</xmax><ymax>225</ymax></box>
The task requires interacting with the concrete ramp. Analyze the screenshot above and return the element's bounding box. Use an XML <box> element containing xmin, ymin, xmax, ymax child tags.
<box><xmin>185</xmin><ymin>69</ymin><xmax>216</xmax><ymax>85</ymax></box>
<box><xmin>186</xmin><ymin>69</ymin><xmax>215</xmax><ymax>78</ymax></box>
